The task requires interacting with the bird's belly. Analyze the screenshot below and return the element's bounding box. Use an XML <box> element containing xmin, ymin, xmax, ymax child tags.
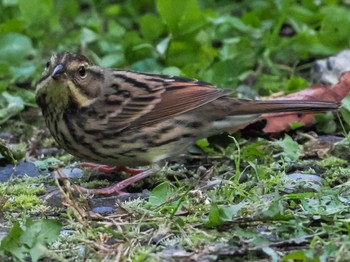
<box><xmin>48</xmin><ymin>117</ymin><xmax>198</xmax><ymax>167</ymax></box>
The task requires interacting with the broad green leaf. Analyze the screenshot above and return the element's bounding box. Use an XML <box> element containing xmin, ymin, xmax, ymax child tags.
<box><xmin>10</xmin><ymin>89</ymin><xmax>36</xmax><ymax>107</ymax></box>
<box><xmin>10</xmin><ymin>62</ymin><xmax>37</xmax><ymax>80</ymax></box>
<box><xmin>0</xmin><ymin>139</ymin><xmax>15</xmax><ymax>164</ymax></box>
<box><xmin>285</xmin><ymin>76</ymin><xmax>308</xmax><ymax>93</ymax></box>
<box><xmin>0</xmin><ymin>223</ymin><xmax>26</xmax><ymax>261</ymax></box>
<box><xmin>319</xmin><ymin>6</ymin><xmax>350</xmax><ymax>49</ymax></box>
<box><xmin>0</xmin><ymin>33</ymin><xmax>34</xmax><ymax>65</ymax></box>
<box><xmin>81</xmin><ymin>27</ymin><xmax>98</xmax><ymax>46</ymax></box>
<box><xmin>209</xmin><ymin>59</ymin><xmax>241</xmax><ymax>87</ymax></box>
<box><xmin>34</xmin><ymin>157</ymin><xmax>63</xmax><ymax>172</ymax></box>
<box><xmin>274</xmin><ymin>134</ymin><xmax>302</xmax><ymax>161</ymax></box>
<box><xmin>21</xmin><ymin>220</ymin><xmax>61</xmax><ymax>262</ymax></box>
<box><xmin>262</xmin><ymin>198</ymin><xmax>285</xmax><ymax>219</ymax></box>
<box><xmin>206</xmin><ymin>202</ymin><xmax>246</xmax><ymax>227</ymax></box>
<box><xmin>140</xmin><ymin>14</ymin><xmax>165</xmax><ymax>41</ymax></box>
<box><xmin>149</xmin><ymin>181</ymin><xmax>175</xmax><ymax>206</ymax></box>
<box><xmin>157</xmin><ymin>0</ymin><xmax>206</xmax><ymax>36</ymax></box>
<box><xmin>315</xmin><ymin>112</ymin><xmax>336</xmax><ymax>134</ymax></box>
<box><xmin>206</xmin><ymin>202</ymin><xmax>221</xmax><ymax>227</ymax></box>
<box><xmin>341</xmin><ymin>94</ymin><xmax>350</xmax><ymax>111</ymax></box>
<box><xmin>0</xmin><ymin>92</ymin><xmax>25</xmax><ymax>124</ymax></box>
<box><xmin>241</xmin><ymin>140</ymin><xmax>267</xmax><ymax>161</ymax></box>
<box><xmin>131</xmin><ymin>58</ymin><xmax>162</xmax><ymax>73</ymax></box>
<box><xmin>0</xmin><ymin>19</ymin><xmax>24</xmax><ymax>33</ymax></box>
<box><xmin>281</xmin><ymin>250</ymin><xmax>312</xmax><ymax>261</ymax></box>
<box><xmin>0</xmin><ymin>220</ymin><xmax>61</xmax><ymax>262</ymax></box>
<box><xmin>18</xmin><ymin>0</ymin><xmax>53</xmax><ymax>27</ymax></box>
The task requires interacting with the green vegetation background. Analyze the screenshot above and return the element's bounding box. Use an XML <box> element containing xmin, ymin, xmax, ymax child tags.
<box><xmin>1</xmin><ymin>0</ymin><xmax>350</xmax><ymax>261</ymax></box>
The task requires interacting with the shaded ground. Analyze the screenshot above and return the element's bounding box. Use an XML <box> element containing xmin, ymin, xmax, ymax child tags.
<box><xmin>1</xmin><ymin>112</ymin><xmax>350</xmax><ymax>261</ymax></box>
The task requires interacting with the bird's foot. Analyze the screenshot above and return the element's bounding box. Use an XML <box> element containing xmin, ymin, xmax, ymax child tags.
<box><xmin>80</xmin><ymin>162</ymin><xmax>144</xmax><ymax>175</ymax></box>
<box><xmin>72</xmin><ymin>169</ymin><xmax>154</xmax><ymax>195</ymax></box>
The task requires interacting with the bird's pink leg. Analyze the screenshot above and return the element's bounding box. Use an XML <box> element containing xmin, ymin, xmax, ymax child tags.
<box><xmin>73</xmin><ymin>169</ymin><xmax>154</xmax><ymax>195</ymax></box>
<box><xmin>80</xmin><ymin>163</ymin><xmax>144</xmax><ymax>175</ymax></box>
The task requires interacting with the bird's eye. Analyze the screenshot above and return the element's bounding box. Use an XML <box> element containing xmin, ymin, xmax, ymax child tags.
<box><xmin>78</xmin><ymin>66</ymin><xmax>87</xmax><ymax>78</ymax></box>
<box><xmin>45</xmin><ymin>61</ymin><xmax>50</xmax><ymax>70</ymax></box>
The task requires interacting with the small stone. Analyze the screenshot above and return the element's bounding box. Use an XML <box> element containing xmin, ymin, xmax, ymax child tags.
<box><xmin>282</xmin><ymin>172</ymin><xmax>323</xmax><ymax>193</ymax></box>
<box><xmin>49</xmin><ymin>168</ymin><xmax>84</xmax><ymax>179</ymax></box>
<box><xmin>0</xmin><ymin>162</ymin><xmax>40</xmax><ymax>182</ymax></box>
<box><xmin>91</xmin><ymin>206</ymin><xmax>114</xmax><ymax>215</ymax></box>
<box><xmin>288</xmin><ymin>172</ymin><xmax>323</xmax><ymax>185</ymax></box>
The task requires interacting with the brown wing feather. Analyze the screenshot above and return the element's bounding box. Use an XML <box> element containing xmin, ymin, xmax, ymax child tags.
<box><xmin>88</xmin><ymin>71</ymin><xmax>232</xmax><ymax>132</ymax></box>
<box><xmin>129</xmin><ymin>77</ymin><xmax>232</xmax><ymax>128</ymax></box>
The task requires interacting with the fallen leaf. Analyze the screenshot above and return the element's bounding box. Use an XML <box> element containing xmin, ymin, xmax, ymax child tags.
<box><xmin>258</xmin><ymin>71</ymin><xmax>350</xmax><ymax>133</ymax></box>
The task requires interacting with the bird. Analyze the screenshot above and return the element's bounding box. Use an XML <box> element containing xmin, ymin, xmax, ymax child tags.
<box><xmin>36</xmin><ymin>52</ymin><xmax>339</xmax><ymax>195</ymax></box>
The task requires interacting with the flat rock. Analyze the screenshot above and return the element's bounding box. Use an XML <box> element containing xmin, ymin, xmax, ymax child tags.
<box><xmin>0</xmin><ymin>162</ymin><xmax>40</xmax><ymax>182</ymax></box>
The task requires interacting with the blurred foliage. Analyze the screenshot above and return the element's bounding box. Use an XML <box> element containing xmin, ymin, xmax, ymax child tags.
<box><xmin>0</xmin><ymin>0</ymin><xmax>350</xmax><ymax>123</ymax></box>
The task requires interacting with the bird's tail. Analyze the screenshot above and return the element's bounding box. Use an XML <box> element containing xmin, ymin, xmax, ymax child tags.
<box><xmin>232</xmin><ymin>100</ymin><xmax>339</xmax><ymax>115</ymax></box>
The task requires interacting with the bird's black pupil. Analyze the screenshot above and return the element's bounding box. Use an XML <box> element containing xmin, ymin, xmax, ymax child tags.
<box><xmin>78</xmin><ymin>66</ymin><xmax>86</xmax><ymax>77</ymax></box>
<box><xmin>46</xmin><ymin>61</ymin><xmax>50</xmax><ymax>68</ymax></box>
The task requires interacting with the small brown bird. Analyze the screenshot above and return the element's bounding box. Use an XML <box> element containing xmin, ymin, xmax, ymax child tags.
<box><xmin>36</xmin><ymin>52</ymin><xmax>339</xmax><ymax>194</ymax></box>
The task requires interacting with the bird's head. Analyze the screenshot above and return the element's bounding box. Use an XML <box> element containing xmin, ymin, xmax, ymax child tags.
<box><xmin>36</xmin><ymin>52</ymin><xmax>104</xmax><ymax>113</ymax></box>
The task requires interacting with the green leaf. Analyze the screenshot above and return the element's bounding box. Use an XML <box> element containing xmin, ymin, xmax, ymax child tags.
<box><xmin>206</xmin><ymin>202</ymin><xmax>246</xmax><ymax>227</ymax></box>
<box><xmin>219</xmin><ymin>202</ymin><xmax>246</xmax><ymax>221</ymax></box>
<box><xmin>0</xmin><ymin>139</ymin><xmax>16</xmax><ymax>164</ymax></box>
<box><xmin>315</xmin><ymin>112</ymin><xmax>336</xmax><ymax>134</ymax></box>
<box><xmin>0</xmin><ymin>33</ymin><xmax>34</xmax><ymax>65</ymax></box>
<box><xmin>285</xmin><ymin>76</ymin><xmax>308</xmax><ymax>93</ymax></box>
<box><xmin>149</xmin><ymin>181</ymin><xmax>175</xmax><ymax>206</ymax></box>
<box><xmin>241</xmin><ymin>140</ymin><xmax>267</xmax><ymax>161</ymax></box>
<box><xmin>34</xmin><ymin>157</ymin><xmax>63</xmax><ymax>172</ymax></box>
<box><xmin>274</xmin><ymin>134</ymin><xmax>302</xmax><ymax>161</ymax></box>
<box><xmin>0</xmin><ymin>92</ymin><xmax>25</xmax><ymax>124</ymax></box>
<box><xmin>21</xmin><ymin>220</ymin><xmax>61</xmax><ymax>262</ymax></box>
<box><xmin>342</xmin><ymin>94</ymin><xmax>350</xmax><ymax>111</ymax></box>
<box><xmin>0</xmin><ymin>223</ymin><xmax>26</xmax><ymax>261</ymax></box>
<box><xmin>0</xmin><ymin>220</ymin><xmax>61</xmax><ymax>262</ymax></box>
<box><xmin>209</xmin><ymin>59</ymin><xmax>241</xmax><ymax>87</ymax></box>
<box><xmin>18</xmin><ymin>0</ymin><xmax>53</xmax><ymax>22</ymax></box>
<box><xmin>262</xmin><ymin>198</ymin><xmax>285</xmax><ymax>219</ymax></box>
<box><xmin>81</xmin><ymin>27</ymin><xmax>98</xmax><ymax>46</ymax></box>
<box><xmin>262</xmin><ymin>247</ymin><xmax>279</xmax><ymax>262</ymax></box>
<box><xmin>140</xmin><ymin>14</ymin><xmax>165</xmax><ymax>41</ymax></box>
<box><xmin>157</xmin><ymin>0</ymin><xmax>206</xmax><ymax>36</ymax></box>
<box><xmin>10</xmin><ymin>89</ymin><xmax>36</xmax><ymax>107</ymax></box>
<box><xmin>206</xmin><ymin>202</ymin><xmax>221</xmax><ymax>227</ymax></box>
<box><xmin>281</xmin><ymin>250</ymin><xmax>312</xmax><ymax>261</ymax></box>
<box><xmin>318</xmin><ymin>5</ymin><xmax>350</xmax><ymax>49</ymax></box>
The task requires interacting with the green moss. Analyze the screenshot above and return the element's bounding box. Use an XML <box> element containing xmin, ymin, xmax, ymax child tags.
<box><xmin>324</xmin><ymin>167</ymin><xmax>350</xmax><ymax>186</ymax></box>
<box><xmin>80</xmin><ymin>179</ymin><xmax>110</xmax><ymax>189</ymax></box>
<box><xmin>4</xmin><ymin>195</ymin><xmax>43</xmax><ymax>210</ymax></box>
<box><xmin>0</xmin><ymin>183</ymin><xmax>44</xmax><ymax>196</ymax></box>
<box><xmin>0</xmin><ymin>177</ymin><xmax>45</xmax><ymax>210</ymax></box>
<box><xmin>318</xmin><ymin>156</ymin><xmax>348</xmax><ymax>168</ymax></box>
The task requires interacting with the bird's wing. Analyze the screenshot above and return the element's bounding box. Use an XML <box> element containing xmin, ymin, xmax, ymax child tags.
<box><xmin>86</xmin><ymin>70</ymin><xmax>231</xmax><ymax>132</ymax></box>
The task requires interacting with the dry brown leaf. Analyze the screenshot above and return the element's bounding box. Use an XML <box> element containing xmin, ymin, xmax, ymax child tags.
<box><xmin>258</xmin><ymin>71</ymin><xmax>350</xmax><ymax>133</ymax></box>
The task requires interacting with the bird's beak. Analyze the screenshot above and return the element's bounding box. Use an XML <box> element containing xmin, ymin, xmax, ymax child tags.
<box><xmin>51</xmin><ymin>64</ymin><xmax>64</xmax><ymax>78</ymax></box>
